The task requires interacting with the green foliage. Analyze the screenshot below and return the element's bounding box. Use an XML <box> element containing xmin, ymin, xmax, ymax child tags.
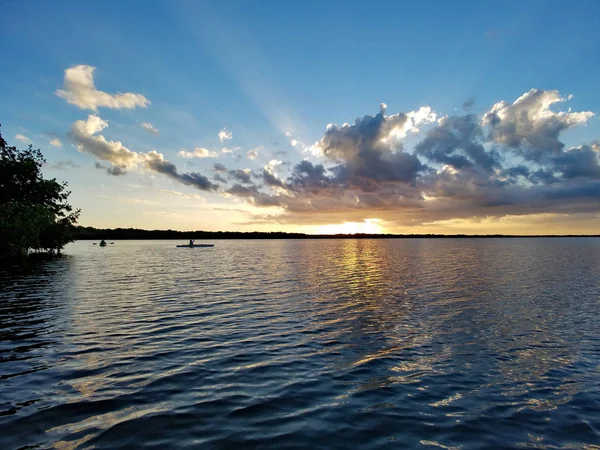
<box><xmin>0</xmin><ymin>126</ymin><xmax>80</xmax><ymax>263</ymax></box>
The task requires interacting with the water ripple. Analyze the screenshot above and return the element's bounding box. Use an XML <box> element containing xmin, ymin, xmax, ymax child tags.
<box><xmin>1</xmin><ymin>238</ymin><xmax>600</xmax><ymax>449</ymax></box>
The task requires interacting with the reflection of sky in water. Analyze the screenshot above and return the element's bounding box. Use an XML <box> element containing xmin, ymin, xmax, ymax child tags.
<box><xmin>1</xmin><ymin>238</ymin><xmax>599</xmax><ymax>449</ymax></box>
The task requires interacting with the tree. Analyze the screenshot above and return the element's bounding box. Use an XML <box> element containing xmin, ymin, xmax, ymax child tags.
<box><xmin>0</xmin><ymin>126</ymin><xmax>80</xmax><ymax>262</ymax></box>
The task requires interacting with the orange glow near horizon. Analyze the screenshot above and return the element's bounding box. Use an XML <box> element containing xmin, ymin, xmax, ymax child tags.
<box><xmin>315</xmin><ymin>219</ymin><xmax>384</xmax><ymax>235</ymax></box>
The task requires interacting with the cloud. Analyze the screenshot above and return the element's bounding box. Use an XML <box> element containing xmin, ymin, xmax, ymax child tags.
<box><xmin>15</xmin><ymin>134</ymin><xmax>31</xmax><ymax>143</ymax></box>
<box><xmin>95</xmin><ymin>161</ymin><xmax>127</xmax><ymax>176</ymax></box>
<box><xmin>226</xmin><ymin>184</ymin><xmax>283</xmax><ymax>207</ymax></box>
<box><xmin>482</xmin><ymin>89</ymin><xmax>594</xmax><ymax>162</ymax></box>
<box><xmin>49</xmin><ymin>138</ymin><xmax>62</xmax><ymax>148</ymax></box>
<box><xmin>141</xmin><ymin>122</ymin><xmax>159</xmax><ymax>135</ymax></box>
<box><xmin>247</xmin><ymin>146</ymin><xmax>263</xmax><ymax>160</ymax></box>
<box><xmin>261</xmin><ymin>170</ymin><xmax>286</xmax><ymax>189</ymax></box>
<box><xmin>550</xmin><ymin>145</ymin><xmax>600</xmax><ymax>180</ymax></box>
<box><xmin>213</xmin><ymin>163</ymin><xmax>227</xmax><ymax>172</ymax></box>
<box><xmin>178</xmin><ymin>147</ymin><xmax>218</xmax><ymax>158</ymax></box>
<box><xmin>415</xmin><ymin>114</ymin><xmax>499</xmax><ymax>173</ymax></box>
<box><xmin>221</xmin><ymin>146</ymin><xmax>241</xmax><ymax>154</ymax></box>
<box><xmin>70</xmin><ymin>115</ymin><xmax>141</xmax><ymax>167</ymax></box>
<box><xmin>228</xmin><ymin>168</ymin><xmax>253</xmax><ymax>184</ymax></box>
<box><xmin>218</xmin><ymin>128</ymin><xmax>232</xmax><ymax>142</ymax></box>
<box><xmin>462</xmin><ymin>98</ymin><xmax>475</xmax><ymax>110</ymax></box>
<box><xmin>146</xmin><ymin>150</ymin><xmax>219</xmax><ymax>191</ymax></box>
<box><xmin>56</xmin><ymin>65</ymin><xmax>150</xmax><ymax>111</ymax></box>
<box><xmin>311</xmin><ymin>106</ymin><xmax>435</xmax><ymax>187</ymax></box>
<box><xmin>70</xmin><ymin>114</ymin><xmax>217</xmax><ymax>191</ymax></box>
<box><xmin>220</xmin><ymin>91</ymin><xmax>600</xmax><ymax>228</ymax></box>
<box><xmin>49</xmin><ymin>160</ymin><xmax>79</xmax><ymax>170</ymax></box>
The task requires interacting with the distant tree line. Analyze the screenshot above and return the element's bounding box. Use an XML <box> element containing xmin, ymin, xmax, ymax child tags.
<box><xmin>73</xmin><ymin>226</ymin><xmax>598</xmax><ymax>241</ymax></box>
<box><xmin>0</xmin><ymin>127</ymin><xmax>79</xmax><ymax>264</ymax></box>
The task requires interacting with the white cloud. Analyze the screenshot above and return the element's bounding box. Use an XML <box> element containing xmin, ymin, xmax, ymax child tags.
<box><xmin>221</xmin><ymin>146</ymin><xmax>241</xmax><ymax>154</ymax></box>
<box><xmin>266</xmin><ymin>159</ymin><xmax>282</xmax><ymax>173</ymax></box>
<box><xmin>15</xmin><ymin>134</ymin><xmax>31</xmax><ymax>143</ymax></box>
<box><xmin>50</xmin><ymin>138</ymin><xmax>62</xmax><ymax>148</ymax></box>
<box><xmin>246</xmin><ymin>146</ymin><xmax>263</xmax><ymax>160</ymax></box>
<box><xmin>388</xmin><ymin>106</ymin><xmax>437</xmax><ymax>139</ymax></box>
<box><xmin>141</xmin><ymin>122</ymin><xmax>159</xmax><ymax>135</ymax></box>
<box><xmin>218</xmin><ymin>128</ymin><xmax>232</xmax><ymax>142</ymax></box>
<box><xmin>56</xmin><ymin>65</ymin><xmax>150</xmax><ymax>111</ymax></box>
<box><xmin>178</xmin><ymin>147</ymin><xmax>218</xmax><ymax>158</ymax></box>
<box><xmin>482</xmin><ymin>89</ymin><xmax>594</xmax><ymax>160</ymax></box>
<box><xmin>70</xmin><ymin>115</ymin><xmax>141</xmax><ymax>168</ymax></box>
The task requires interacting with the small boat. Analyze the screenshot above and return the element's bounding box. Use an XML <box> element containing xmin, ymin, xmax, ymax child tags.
<box><xmin>176</xmin><ymin>243</ymin><xmax>214</xmax><ymax>248</ymax></box>
<box><xmin>99</xmin><ymin>240</ymin><xmax>107</xmax><ymax>247</ymax></box>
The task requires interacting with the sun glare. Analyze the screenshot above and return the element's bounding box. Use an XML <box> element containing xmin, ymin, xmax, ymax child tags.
<box><xmin>316</xmin><ymin>219</ymin><xmax>383</xmax><ymax>235</ymax></box>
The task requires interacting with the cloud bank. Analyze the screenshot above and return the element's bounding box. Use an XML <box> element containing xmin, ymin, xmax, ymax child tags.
<box><xmin>70</xmin><ymin>115</ymin><xmax>218</xmax><ymax>191</ymax></box>
<box><xmin>54</xmin><ymin>63</ymin><xmax>598</xmax><ymax>231</ymax></box>
<box><xmin>221</xmin><ymin>90</ymin><xmax>599</xmax><ymax>227</ymax></box>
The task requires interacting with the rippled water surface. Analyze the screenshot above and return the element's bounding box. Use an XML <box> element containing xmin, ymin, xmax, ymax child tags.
<box><xmin>1</xmin><ymin>238</ymin><xmax>600</xmax><ymax>449</ymax></box>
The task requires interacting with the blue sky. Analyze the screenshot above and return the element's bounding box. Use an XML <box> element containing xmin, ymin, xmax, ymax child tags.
<box><xmin>1</xmin><ymin>0</ymin><xmax>599</xmax><ymax>234</ymax></box>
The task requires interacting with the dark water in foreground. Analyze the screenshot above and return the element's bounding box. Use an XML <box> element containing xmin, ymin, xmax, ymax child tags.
<box><xmin>1</xmin><ymin>239</ymin><xmax>600</xmax><ymax>449</ymax></box>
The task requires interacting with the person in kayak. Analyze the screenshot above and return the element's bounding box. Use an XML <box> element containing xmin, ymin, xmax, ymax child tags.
<box><xmin>100</xmin><ymin>239</ymin><xmax>106</xmax><ymax>246</ymax></box>
<box><xmin>189</xmin><ymin>239</ymin><xmax>195</xmax><ymax>246</ymax></box>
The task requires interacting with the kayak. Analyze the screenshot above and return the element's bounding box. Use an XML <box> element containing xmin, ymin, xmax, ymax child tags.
<box><xmin>176</xmin><ymin>244</ymin><xmax>214</xmax><ymax>248</ymax></box>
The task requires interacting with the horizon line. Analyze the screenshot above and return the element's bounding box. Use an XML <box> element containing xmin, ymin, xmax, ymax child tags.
<box><xmin>74</xmin><ymin>226</ymin><xmax>600</xmax><ymax>239</ymax></box>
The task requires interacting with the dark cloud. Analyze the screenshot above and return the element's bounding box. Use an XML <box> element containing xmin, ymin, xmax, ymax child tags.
<box><xmin>502</xmin><ymin>165</ymin><xmax>529</xmax><ymax>179</ymax></box>
<box><xmin>95</xmin><ymin>161</ymin><xmax>127</xmax><ymax>176</ymax></box>
<box><xmin>226</xmin><ymin>184</ymin><xmax>257</xmax><ymax>197</ymax></box>
<box><xmin>222</xmin><ymin>92</ymin><xmax>598</xmax><ymax>227</ymax></box>
<box><xmin>261</xmin><ymin>168</ymin><xmax>286</xmax><ymax>188</ymax></box>
<box><xmin>315</xmin><ymin>108</ymin><xmax>434</xmax><ymax>187</ymax></box>
<box><xmin>551</xmin><ymin>146</ymin><xmax>600</xmax><ymax>180</ymax></box>
<box><xmin>213</xmin><ymin>163</ymin><xmax>227</xmax><ymax>172</ymax></box>
<box><xmin>290</xmin><ymin>160</ymin><xmax>330</xmax><ymax>190</ymax></box>
<box><xmin>530</xmin><ymin>169</ymin><xmax>559</xmax><ymax>185</ymax></box>
<box><xmin>214</xmin><ymin>173</ymin><xmax>228</xmax><ymax>183</ymax></box>
<box><xmin>146</xmin><ymin>151</ymin><xmax>218</xmax><ymax>191</ymax></box>
<box><xmin>107</xmin><ymin>164</ymin><xmax>127</xmax><ymax>176</ymax></box>
<box><xmin>228</xmin><ymin>169</ymin><xmax>253</xmax><ymax>184</ymax></box>
<box><xmin>416</xmin><ymin>115</ymin><xmax>499</xmax><ymax>173</ymax></box>
<box><xmin>462</xmin><ymin>98</ymin><xmax>475</xmax><ymax>110</ymax></box>
<box><xmin>226</xmin><ymin>184</ymin><xmax>282</xmax><ymax>207</ymax></box>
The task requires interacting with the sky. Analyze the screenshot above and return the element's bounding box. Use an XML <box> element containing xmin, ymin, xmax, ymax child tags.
<box><xmin>1</xmin><ymin>0</ymin><xmax>600</xmax><ymax>235</ymax></box>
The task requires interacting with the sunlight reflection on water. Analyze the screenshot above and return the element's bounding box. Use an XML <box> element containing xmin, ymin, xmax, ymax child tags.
<box><xmin>1</xmin><ymin>238</ymin><xmax>599</xmax><ymax>449</ymax></box>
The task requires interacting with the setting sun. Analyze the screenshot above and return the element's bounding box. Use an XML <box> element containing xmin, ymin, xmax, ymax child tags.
<box><xmin>316</xmin><ymin>219</ymin><xmax>384</xmax><ymax>235</ymax></box>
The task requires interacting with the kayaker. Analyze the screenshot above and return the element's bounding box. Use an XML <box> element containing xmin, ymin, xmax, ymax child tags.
<box><xmin>100</xmin><ymin>239</ymin><xmax>106</xmax><ymax>246</ymax></box>
<box><xmin>189</xmin><ymin>239</ymin><xmax>195</xmax><ymax>246</ymax></box>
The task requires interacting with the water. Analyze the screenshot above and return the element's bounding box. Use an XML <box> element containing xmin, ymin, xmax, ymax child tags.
<box><xmin>1</xmin><ymin>238</ymin><xmax>599</xmax><ymax>449</ymax></box>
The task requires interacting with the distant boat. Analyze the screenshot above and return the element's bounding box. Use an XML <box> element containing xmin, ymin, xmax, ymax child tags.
<box><xmin>93</xmin><ymin>241</ymin><xmax>113</xmax><ymax>246</ymax></box>
<box><xmin>176</xmin><ymin>243</ymin><xmax>214</xmax><ymax>248</ymax></box>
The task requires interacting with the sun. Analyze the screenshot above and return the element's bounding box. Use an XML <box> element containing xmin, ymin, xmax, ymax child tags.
<box><xmin>316</xmin><ymin>219</ymin><xmax>384</xmax><ymax>235</ymax></box>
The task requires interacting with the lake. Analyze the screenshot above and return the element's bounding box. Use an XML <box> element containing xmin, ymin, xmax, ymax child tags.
<box><xmin>1</xmin><ymin>238</ymin><xmax>599</xmax><ymax>449</ymax></box>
